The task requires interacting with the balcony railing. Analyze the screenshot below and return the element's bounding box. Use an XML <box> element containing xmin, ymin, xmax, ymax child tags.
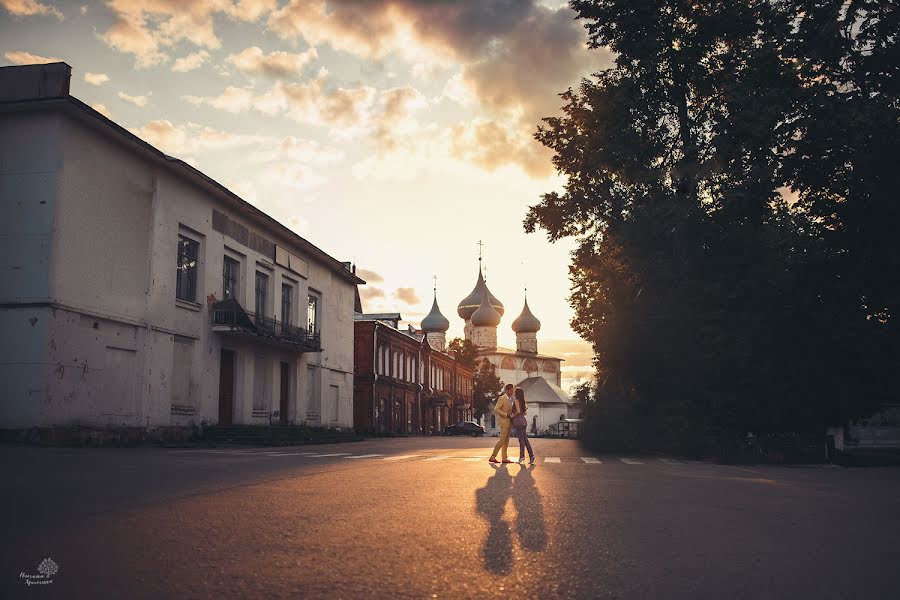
<box><xmin>211</xmin><ymin>298</ymin><xmax>321</xmax><ymax>352</ymax></box>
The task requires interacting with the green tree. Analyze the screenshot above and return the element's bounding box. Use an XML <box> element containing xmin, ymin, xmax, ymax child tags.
<box><xmin>447</xmin><ymin>337</ymin><xmax>478</xmax><ymax>370</ymax></box>
<box><xmin>526</xmin><ymin>0</ymin><xmax>896</xmax><ymax>449</ymax></box>
<box><xmin>472</xmin><ymin>358</ymin><xmax>503</xmax><ymax>421</ymax></box>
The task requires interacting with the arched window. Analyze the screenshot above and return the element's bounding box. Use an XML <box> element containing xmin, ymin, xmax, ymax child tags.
<box><xmin>543</xmin><ymin>361</ymin><xmax>556</xmax><ymax>373</ymax></box>
<box><xmin>500</xmin><ymin>357</ymin><xmax>516</xmax><ymax>370</ymax></box>
<box><xmin>523</xmin><ymin>359</ymin><xmax>538</xmax><ymax>372</ymax></box>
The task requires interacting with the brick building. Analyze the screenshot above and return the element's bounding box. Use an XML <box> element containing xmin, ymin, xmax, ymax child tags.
<box><xmin>352</xmin><ymin>294</ymin><xmax>473</xmax><ymax>435</ymax></box>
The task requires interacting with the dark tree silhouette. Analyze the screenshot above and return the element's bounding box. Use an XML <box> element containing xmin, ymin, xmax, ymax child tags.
<box><xmin>527</xmin><ymin>0</ymin><xmax>899</xmax><ymax>451</ymax></box>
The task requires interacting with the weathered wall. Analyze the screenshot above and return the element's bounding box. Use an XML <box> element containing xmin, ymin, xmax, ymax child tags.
<box><xmin>1</xmin><ymin>107</ymin><xmax>358</xmax><ymax>429</ymax></box>
<box><xmin>0</xmin><ymin>112</ymin><xmax>60</xmax><ymax>427</ymax></box>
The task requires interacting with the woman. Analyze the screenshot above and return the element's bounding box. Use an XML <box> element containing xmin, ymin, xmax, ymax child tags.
<box><xmin>512</xmin><ymin>387</ymin><xmax>535</xmax><ymax>465</ymax></box>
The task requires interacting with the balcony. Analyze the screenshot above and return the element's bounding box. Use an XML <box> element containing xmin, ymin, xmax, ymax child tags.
<box><xmin>211</xmin><ymin>298</ymin><xmax>321</xmax><ymax>352</ymax></box>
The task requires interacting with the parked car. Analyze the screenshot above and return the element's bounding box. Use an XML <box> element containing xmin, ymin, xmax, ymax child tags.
<box><xmin>445</xmin><ymin>421</ymin><xmax>485</xmax><ymax>437</ymax></box>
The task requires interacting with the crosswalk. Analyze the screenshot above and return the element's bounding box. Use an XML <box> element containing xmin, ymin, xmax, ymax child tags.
<box><xmin>167</xmin><ymin>449</ymin><xmax>696</xmax><ymax>466</ymax></box>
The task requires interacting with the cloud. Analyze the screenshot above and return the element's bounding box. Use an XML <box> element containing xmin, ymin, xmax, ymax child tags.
<box><xmin>1</xmin><ymin>0</ymin><xmax>63</xmax><ymax>20</ymax></box>
<box><xmin>265</xmin><ymin>1</ymin><xmax>599</xmax><ymax>177</ymax></box>
<box><xmin>449</xmin><ymin>119</ymin><xmax>554</xmax><ymax>178</ymax></box>
<box><xmin>128</xmin><ymin>120</ymin><xmax>269</xmax><ymax>157</ymax></box>
<box><xmin>360</xmin><ymin>287</ymin><xmax>385</xmax><ymax>301</ymax></box>
<box><xmin>184</xmin><ymin>69</ymin><xmax>378</xmax><ymax>131</ymax></box>
<box><xmin>98</xmin><ymin>1</ymin><xmax>279</xmax><ymax>68</ymax></box>
<box><xmin>356</xmin><ymin>268</ymin><xmax>383</xmax><ymax>283</ymax></box>
<box><xmin>118</xmin><ymin>91</ymin><xmax>149</xmax><ymax>107</ymax></box>
<box><xmin>84</xmin><ymin>72</ymin><xmax>109</xmax><ymax>86</ymax></box>
<box><xmin>227</xmin><ymin>46</ymin><xmax>318</xmax><ymax>78</ymax></box>
<box><xmin>394</xmin><ymin>287</ymin><xmax>421</xmax><ymax>305</ymax></box>
<box><xmin>266</xmin><ymin>1</ymin><xmax>596</xmax><ymax>122</ymax></box>
<box><xmin>91</xmin><ymin>103</ymin><xmax>111</xmax><ymax>118</ymax></box>
<box><xmin>4</xmin><ymin>50</ymin><xmax>61</xmax><ymax>64</ymax></box>
<box><xmin>172</xmin><ymin>50</ymin><xmax>209</xmax><ymax>72</ymax></box>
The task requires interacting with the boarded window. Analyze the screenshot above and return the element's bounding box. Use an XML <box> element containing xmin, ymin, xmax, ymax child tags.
<box><xmin>253</xmin><ymin>355</ymin><xmax>268</xmax><ymax>411</ymax></box>
<box><xmin>102</xmin><ymin>347</ymin><xmax>137</xmax><ymax>417</ymax></box>
<box><xmin>172</xmin><ymin>337</ymin><xmax>195</xmax><ymax>407</ymax></box>
<box><xmin>331</xmin><ymin>384</ymin><xmax>339</xmax><ymax>422</ymax></box>
<box><xmin>306</xmin><ymin>366</ymin><xmax>321</xmax><ymax>420</ymax></box>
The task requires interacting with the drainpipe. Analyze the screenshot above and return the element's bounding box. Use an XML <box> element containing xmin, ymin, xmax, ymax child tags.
<box><xmin>372</xmin><ymin>323</ymin><xmax>379</xmax><ymax>434</ymax></box>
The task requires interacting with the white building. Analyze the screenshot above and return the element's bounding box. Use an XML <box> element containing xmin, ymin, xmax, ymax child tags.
<box><xmin>0</xmin><ymin>63</ymin><xmax>363</xmax><ymax>433</ymax></box>
<box><xmin>453</xmin><ymin>263</ymin><xmax>583</xmax><ymax>435</ymax></box>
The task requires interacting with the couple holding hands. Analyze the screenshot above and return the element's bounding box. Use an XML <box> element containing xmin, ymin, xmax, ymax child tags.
<box><xmin>488</xmin><ymin>383</ymin><xmax>535</xmax><ymax>465</ymax></box>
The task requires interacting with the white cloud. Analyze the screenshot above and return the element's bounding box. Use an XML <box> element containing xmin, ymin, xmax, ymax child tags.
<box><xmin>172</xmin><ymin>50</ymin><xmax>210</xmax><ymax>73</ymax></box>
<box><xmin>91</xmin><ymin>103</ymin><xmax>111</xmax><ymax>118</ymax></box>
<box><xmin>3</xmin><ymin>50</ymin><xmax>61</xmax><ymax>65</ymax></box>
<box><xmin>83</xmin><ymin>72</ymin><xmax>109</xmax><ymax>86</ymax></box>
<box><xmin>227</xmin><ymin>46</ymin><xmax>318</xmax><ymax>78</ymax></box>
<box><xmin>1</xmin><ymin>0</ymin><xmax>63</xmax><ymax>20</ymax></box>
<box><xmin>118</xmin><ymin>91</ymin><xmax>149</xmax><ymax>107</ymax></box>
<box><xmin>98</xmin><ymin>1</ymin><xmax>279</xmax><ymax>68</ymax></box>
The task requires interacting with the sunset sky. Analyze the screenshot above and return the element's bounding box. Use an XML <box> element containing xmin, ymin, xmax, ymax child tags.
<box><xmin>1</xmin><ymin>0</ymin><xmax>610</xmax><ymax>389</ymax></box>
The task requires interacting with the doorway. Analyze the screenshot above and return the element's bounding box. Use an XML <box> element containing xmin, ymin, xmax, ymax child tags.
<box><xmin>218</xmin><ymin>349</ymin><xmax>235</xmax><ymax>425</ymax></box>
<box><xmin>279</xmin><ymin>361</ymin><xmax>290</xmax><ymax>426</ymax></box>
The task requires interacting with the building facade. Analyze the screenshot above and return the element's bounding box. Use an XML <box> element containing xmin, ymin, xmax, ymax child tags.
<box><xmin>0</xmin><ymin>63</ymin><xmax>363</xmax><ymax>431</ymax></box>
<box><xmin>456</xmin><ymin>263</ymin><xmax>582</xmax><ymax>435</ymax></box>
<box><xmin>353</xmin><ymin>295</ymin><xmax>473</xmax><ymax>435</ymax></box>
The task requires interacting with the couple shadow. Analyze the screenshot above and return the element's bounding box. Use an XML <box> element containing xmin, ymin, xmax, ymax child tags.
<box><xmin>474</xmin><ymin>464</ymin><xmax>548</xmax><ymax>575</ymax></box>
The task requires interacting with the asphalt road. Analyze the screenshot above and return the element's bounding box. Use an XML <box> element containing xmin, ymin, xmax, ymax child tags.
<box><xmin>2</xmin><ymin>437</ymin><xmax>899</xmax><ymax>599</ymax></box>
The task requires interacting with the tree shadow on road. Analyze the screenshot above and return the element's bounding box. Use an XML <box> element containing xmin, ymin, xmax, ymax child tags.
<box><xmin>475</xmin><ymin>464</ymin><xmax>547</xmax><ymax>575</ymax></box>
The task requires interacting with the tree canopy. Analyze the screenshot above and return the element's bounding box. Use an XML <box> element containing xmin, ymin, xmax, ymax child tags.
<box><xmin>527</xmin><ymin>0</ymin><xmax>899</xmax><ymax>450</ymax></box>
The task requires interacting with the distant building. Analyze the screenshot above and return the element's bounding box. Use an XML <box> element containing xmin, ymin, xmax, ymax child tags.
<box><xmin>0</xmin><ymin>63</ymin><xmax>363</xmax><ymax>431</ymax></box>
<box><xmin>456</xmin><ymin>262</ymin><xmax>583</xmax><ymax>434</ymax></box>
<box><xmin>353</xmin><ymin>291</ymin><xmax>473</xmax><ymax>434</ymax></box>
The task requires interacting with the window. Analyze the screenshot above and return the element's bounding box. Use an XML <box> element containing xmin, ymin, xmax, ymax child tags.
<box><xmin>223</xmin><ymin>256</ymin><xmax>239</xmax><ymax>300</ymax></box>
<box><xmin>255</xmin><ymin>271</ymin><xmax>268</xmax><ymax>318</ymax></box>
<box><xmin>281</xmin><ymin>283</ymin><xmax>293</xmax><ymax>326</ymax></box>
<box><xmin>308</xmin><ymin>293</ymin><xmax>319</xmax><ymax>333</ymax></box>
<box><xmin>176</xmin><ymin>235</ymin><xmax>199</xmax><ymax>302</ymax></box>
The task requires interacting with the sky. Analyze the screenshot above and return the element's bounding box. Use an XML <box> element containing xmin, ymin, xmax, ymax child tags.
<box><xmin>1</xmin><ymin>0</ymin><xmax>612</xmax><ymax>390</ymax></box>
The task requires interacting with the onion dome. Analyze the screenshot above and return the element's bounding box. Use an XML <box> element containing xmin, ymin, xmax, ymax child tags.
<box><xmin>471</xmin><ymin>288</ymin><xmax>501</xmax><ymax>327</ymax></box>
<box><xmin>512</xmin><ymin>297</ymin><xmax>541</xmax><ymax>333</ymax></box>
<box><xmin>457</xmin><ymin>268</ymin><xmax>504</xmax><ymax>320</ymax></box>
<box><xmin>421</xmin><ymin>296</ymin><xmax>450</xmax><ymax>333</ymax></box>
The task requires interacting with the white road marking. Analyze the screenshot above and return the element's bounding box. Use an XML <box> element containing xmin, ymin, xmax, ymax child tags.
<box><xmin>620</xmin><ymin>458</ymin><xmax>644</xmax><ymax>464</ymax></box>
<box><xmin>306</xmin><ymin>453</ymin><xmax>351</xmax><ymax>458</ymax></box>
<box><xmin>260</xmin><ymin>452</ymin><xmax>296</xmax><ymax>456</ymax></box>
<box><xmin>424</xmin><ymin>456</ymin><xmax>452</xmax><ymax>461</ymax></box>
<box><xmin>383</xmin><ymin>455</ymin><xmax>422</xmax><ymax>461</ymax></box>
<box><xmin>660</xmin><ymin>458</ymin><xmax>683</xmax><ymax>465</ymax></box>
<box><xmin>544</xmin><ymin>457</ymin><xmax>561</xmax><ymax>463</ymax></box>
<box><xmin>581</xmin><ymin>457</ymin><xmax>602</xmax><ymax>464</ymax></box>
<box><xmin>344</xmin><ymin>454</ymin><xmax>385</xmax><ymax>459</ymax></box>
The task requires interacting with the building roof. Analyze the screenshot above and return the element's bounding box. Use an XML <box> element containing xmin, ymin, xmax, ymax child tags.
<box><xmin>0</xmin><ymin>62</ymin><xmax>365</xmax><ymax>286</ymax></box>
<box><xmin>517</xmin><ymin>377</ymin><xmax>574</xmax><ymax>405</ymax></box>
<box><xmin>471</xmin><ymin>287</ymin><xmax>502</xmax><ymax>327</ymax></box>
<box><xmin>480</xmin><ymin>346</ymin><xmax>564</xmax><ymax>362</ymax></box>
<box><xmin>511</xmin><ymin>297</ymin><xmax>541</xmax><ymax>333</ymax></box>
<box><xmin>457</xmin><ymin>266</ymin><xmax>504</xmax><ymax>320</ymax></box>
<box><xmin>421</xmin><ymin>296</ymin><xmax>450</xmax><ymax>333</ymax></box>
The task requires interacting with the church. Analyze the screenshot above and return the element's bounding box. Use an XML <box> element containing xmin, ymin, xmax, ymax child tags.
<box><xmin>420</xmin><ymin>263</ymin><xmax>583</xmax><ymax>436</ymax></box>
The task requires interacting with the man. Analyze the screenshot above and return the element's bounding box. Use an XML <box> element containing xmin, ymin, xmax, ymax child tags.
<box><xmin>489</xmin><ymin>383</ymin><xmax>515</xmax><ymax>464</ymax></box>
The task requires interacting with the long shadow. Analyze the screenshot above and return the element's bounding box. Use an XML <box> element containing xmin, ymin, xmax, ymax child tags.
<box><xmin>512</xmin><ymin>465</ymin><xmax>547</xmax><ymax>552</ymax></box>
<box><xmin>475</xmin><ymin>464</ymin><xmax>548</xmax><ymax>574</ymax></box>
<box><xmin>474</xmin><ymin>465</ymin><xmax>513</xmax><ymax>574</ymax></box>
